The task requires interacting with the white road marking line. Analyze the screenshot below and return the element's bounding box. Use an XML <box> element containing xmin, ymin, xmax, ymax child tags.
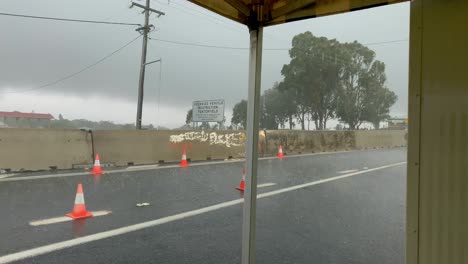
<box><xmin>259</xmin><ymin>150</ymin><xmax>353</xmax><ymax>160</ymax></box>
<box><xmin>0</xmin><ymin>161</ymin><xmax>406</xmax><ymax>264</ymax></box>
<box><xmin>257</xmin><ymin>182</ymin><xmax>276</xmax><ymax>188</ymax></box>
<box><xmin>0</xmin><ymin>150</ymin><xmax>362</xmax><ymax>183</ymax></box>
<box><xmin>0</xmin><ymin>198</ymin><xmax>243</xmax><ymax>264</ymax></box>
<box><xmin>29</xmin><ymin>211</ymin><xmax>112</xmax><ymax>226</ymax></box>
<box><xmin>126</xmin><ymin>165</ymin><xmax>160</xmax><ymax>170</ymax></box>
<box><xmin>0</xmin><ymin>172</ymin><xmax>90</xmax><ymax>182</ymax></box>
<box><xmin>257</xmin><ymin>162</ymin><xmax>406</xmax><ymax>199</ymax></box>
<box><xmin>337</xmin><ymin>169</ymin><xmax>358</xmax><ymax>174</ymax></box>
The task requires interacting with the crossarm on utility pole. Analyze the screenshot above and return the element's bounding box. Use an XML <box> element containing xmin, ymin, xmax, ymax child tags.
<box><xmin>131</xmin><ymin>2</ymin><xmax>165</xmax><ymax>16</ymax></box>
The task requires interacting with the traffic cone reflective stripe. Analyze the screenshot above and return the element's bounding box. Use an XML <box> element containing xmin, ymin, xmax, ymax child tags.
<box><xmin>74</xmin><ymin>184</ymin><xmax>85</xmax><ymax>204</ymax></box>
<box><xmin>180</xmin><ymin>149</ymin><xmax>188</xmax><ymax>167</ymax></box>
<box><xmin>278</xmin><ymin>145</ymin><xmax>284</xmax><ymax>160</ymax></box>
<box><xmin>236</xmin><ymin>168</ymin><xmax>246</xmax><ymax>191</ymax></box>
<box><xmin>91</xmin><ymin>154</ymin><xmax>104</xmax><ymax>175</ymax></box>
<box><xmin>66</xmin><ymin>183</ymin><xmax>93</xmax><ymax>219</ymax></box>
<box><xmin>94</xmin><ymin>157</ymin><xmax>100</xmax><ymax>167</ymax></box>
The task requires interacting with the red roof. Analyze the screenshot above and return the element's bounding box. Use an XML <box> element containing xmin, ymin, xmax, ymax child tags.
<box><xmin>0</xmin><ymin>111</ymin><xmax>54</xmax><ymax>119</ymax></box>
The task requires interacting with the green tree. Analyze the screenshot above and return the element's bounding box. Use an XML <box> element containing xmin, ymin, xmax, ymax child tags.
<box><xmin>261</xmin><ymin>89</ymin><xmax>278</xmax><ymax>129</ymax></box>
<box><xmin>358</xmin><ymin>60</ymin><xmax>397</xmax><ymax>129</ymax></box>
<box><xmin>261</xmin><ymin>84</ymin><xmax>290</xmax><ymax>129</ymax></box>
<box><xmin>363</xmin><ymin>86</ymin><xmax>397</xmax><ymax>129</ymax></box>
<box><xmin>121</xmin><ymin>123</ymin><xmax>136</xmax><ymax>130</ymax></box>
<box><xmin>217</xmin><ymin>116</ymin><xmax>226</xmax><ymax>130</ymax></box>
<box><xmin>281</xmin><ymin>32</ymin><xmax>342</xmax><ymax>130</ymax></box>
<box><xmin>231</xmin><ymin>100</ymin><xmax>247</xmax><ymax>129</ymax></box>
<box><xmin>200</xmin><ymin>122</ymin><xmax>211</xmax><ymax>130</ymax></box>
<box><xmin>50</xmin><ymin>119</ymin><xmax>76</xmax><ymax>129</ymax></box>
<box><xmin>270</xmin><ymin>82</ymin><xmax>296</xmax><ymax>129</ymax></box>
<box><xmin>311</xmin><ymin>39</ymin><xmax>342</xmax><ymax>130</ymax></box>
<box><xmin>231</xmin><ymin>84</ymin><xmax>292</xmax><ymax>130</ymax></box>
<box><xmin>282</xmin><ymin>89</ymin><xmax>296</xmax><ymax>129</ymax></box>
<box><xmin>278</xmin><ymin>75</ymin><xmax>310</xmax><ymax>130</ymax></box>
<box><xmin>185</xmin><ymin>109</ymin><xmax>193</xmax><ymax>125</ymax></box>
<box><xmin>336</xmin><ymin>41</ymin><xmax>391</xmax><ymax>129</ymax></box>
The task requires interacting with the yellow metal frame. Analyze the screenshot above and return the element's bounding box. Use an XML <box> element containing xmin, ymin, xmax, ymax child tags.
<box><xmin>188</xmin><ymin>0</ymin><xmax>407</xmax><ymax>27</ymax></box>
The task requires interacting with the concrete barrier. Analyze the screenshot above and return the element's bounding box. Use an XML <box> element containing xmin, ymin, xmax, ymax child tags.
<box><xmin>265</xmin><ymin>130</ymin><xmax>356</xmax><ymax>155</ymax></box>
<box><xmin>93</xmin><ymin>130</ymin><xmax>246</xmax><ymax>166</ymax></box>
<box><xmin>265</xmin><ymin>130</ymin><xmax>407</xmax><ymax>155</ymax></box>
<box><xmin>354</xmin><ymin>130</ymin><xmax>407</xmax><ymax>149</ymax></box>
<box><xmin>0</xmin><ymin>128</ymin><xmax>407</xmax><ymax>171</ymax></box>
<box><xmin>0</xmin><ymin>128</ymin><xmax>93</xmax><ymax>171</ymax></box>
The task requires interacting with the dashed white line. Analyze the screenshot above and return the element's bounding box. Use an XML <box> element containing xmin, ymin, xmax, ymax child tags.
<box><xmin>337</xmin><ymin>169</ymin><xmax>359</xmax><ymax>174</ymax></box>
<box><xmin>0</xmin><ymin>161</ymin><xmax>406</xmax><ymax>264</ymax></box>
<box><xmin>257</xmin><ymin>162</ymin><xmax>405</xmax><ymax>199</ymax></box>
<box><xmin>29</xmin><ymin>211</ymin><xmax>112</xmax><ymax>226</ymax></box>
<box><xmin>0</xmin><ymin>172</ymin><xmax>90</xmax><ymax>182</ymax></box>
<box><xmin>257</xmin><ymin>182</ymin><xmax>276</xmax><ymax>188</ymax></box>
<box><xmin>126</xmin><ymin>164</ymin><xmax>160</xmax><ymax>170</ymax></box>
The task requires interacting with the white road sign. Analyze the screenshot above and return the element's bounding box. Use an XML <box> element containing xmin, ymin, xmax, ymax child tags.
<box><xmin>192</xmin><ymin>99</ymin><xmax>225</xmax><ymax>122</ymax></box>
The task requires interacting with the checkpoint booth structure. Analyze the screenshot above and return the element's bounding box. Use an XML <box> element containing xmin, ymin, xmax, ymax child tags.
<box><xmin>187</xmin><ymin>1</ymin><xmax>468</xmax><ymax>264</ymax></box>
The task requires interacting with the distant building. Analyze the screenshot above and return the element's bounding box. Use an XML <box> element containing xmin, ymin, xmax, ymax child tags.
<box><xmin>0</xmin><ymin>111</ymin><xmax>54</xmax><ymax>128</ymax></box>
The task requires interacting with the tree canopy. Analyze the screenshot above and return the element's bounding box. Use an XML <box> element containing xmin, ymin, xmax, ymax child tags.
<box><xmin>231</xmin><ymin>100</ymin><xmax>247</xmax><ymax>129</ymax></box>
<box><xmin>185</xmin><ymin>109</ymin><xmax>193</xmax><ymax>125</ymax></box>
<box><xmin>231</xmin><ymin>31</ymin><xmax>397</xmax><ymax>130</ymax></box>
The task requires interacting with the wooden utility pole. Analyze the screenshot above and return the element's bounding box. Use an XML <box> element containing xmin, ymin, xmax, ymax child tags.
<box><xmin>132</xmin><ymin>0</ymin><xmax>164</xmax><ymax>129</ymax></box>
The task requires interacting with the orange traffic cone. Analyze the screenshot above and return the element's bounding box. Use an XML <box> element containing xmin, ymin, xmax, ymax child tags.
<box><xmin>91</xmin><ymin>154</ymin><xmax>104</xmax><ymax>175</ymax></box>
<box><xmin>66</xmin><ymin>183</ymin><xmax>93</xmax><ymax>219</ymax></box>
<box><xmin>180</xmin><ymin>149</ymin><xmax>188</xmax><ymax>167</ymax></box>
<box><xmin>277</xmin><ymin>145</ymin><xmax>284</xmax><ymax>160</ymax></box>
<box><xmin>236</xmin><ymin>168</ymin><xmax>246</xmax><ymax>191</ymax></box>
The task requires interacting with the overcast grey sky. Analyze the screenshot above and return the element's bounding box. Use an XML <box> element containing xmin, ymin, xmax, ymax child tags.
<box><xmin>0</xmin><ymin>0</ymin><xmax>409</xmax><ymax>128</ymax></box>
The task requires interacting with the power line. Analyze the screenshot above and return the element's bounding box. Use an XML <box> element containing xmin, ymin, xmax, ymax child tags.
<box><xmin>151</xmin><ymin>0</ymin><xmax>247</xmax><ymax>35</ymax></box>
<box><xmin>149</xmin><ymin>37</ymin><xmax>408</xmax><ymax>51</ymax></box>
<box><xmin>167</xmin><ymin>0</ymin><xmax>287</xmax><ymax>42</ymax></box>
<box><xmin>152</xmin><ymin>0</ymin><xmax>285</xmax><ymax>42</ymax></box>
<box><xmin>2</xmin><ymin>34</ymin><xmax>142</xmax><ymax>94</ymax></box>
<box><xmin>167</xmin><ymin>0</ymin><xmax>242</xmax><ymax>28</ymax></box>
<box><xmin>0</xmin><ymin>12</ymin><xmax>141</xmax><ymax>26</ymax></box>
<box><xmin>149</xmin><ymin>37</ymin><xmax>247</xmax><ymax>50</ymax></box>
<box><xmin>149</xmin><ymin>36</ymin><xmax>408</xmax><ymax>67</ymax></box>
<box><xmin>362</xmin><ymin>39</ymin><xmax>409</xmax><ymax>46</ymax></box>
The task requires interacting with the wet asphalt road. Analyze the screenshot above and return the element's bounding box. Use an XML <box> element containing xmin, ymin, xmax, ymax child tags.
<box><xmin>0</xmin><ymin>148</ymin><xmax>406</xmax><ymax>263</ymax></box>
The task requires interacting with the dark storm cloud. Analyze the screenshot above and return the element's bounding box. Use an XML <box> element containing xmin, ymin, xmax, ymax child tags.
<box><xmin>0</xmin><ymin>0</ymin><xmax>409</xmax><ymax>115</ymax></box>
